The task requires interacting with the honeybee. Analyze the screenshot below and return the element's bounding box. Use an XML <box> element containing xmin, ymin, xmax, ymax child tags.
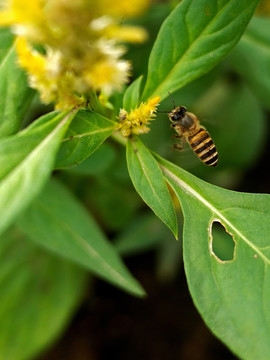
<box><xmin>161</xmin><ymin>93</ymin><xmax>218</xmax><ymax>167</ymax></box>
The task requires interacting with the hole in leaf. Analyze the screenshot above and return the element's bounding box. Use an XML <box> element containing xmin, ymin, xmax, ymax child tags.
<box><xmin>210</xmin><ymin>221</ymin><xmax>235</xmax><ymax>262</ymax></box>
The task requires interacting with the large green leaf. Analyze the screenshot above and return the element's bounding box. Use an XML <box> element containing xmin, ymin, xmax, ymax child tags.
<box><xmin>123</xmin><ymin>76</ymin><xmax>143</xmax><ymax>111</ymax></box>
<box><xmin>17</xmin><ymin>178</ymin><xmax>145</xmax><ymax>297</ymax></box>
<box><xmin>55</xmin><ymin>109</ymin><xmax>118</xmax><ymax>168</ymax></box>
<box><xmin>0</xmin><ymin>35</ymin><xmax>35</xmax><ymax>137</ymax></box>
<box><xmin>0</xmin><ymin>227</ymin><xmax>87</xmax><ymax>360</ymax></box>
<box><xmin>126</xmin><ymin>137</ymin><xmax>178</xmax><ymax>238</ymax></box>
<box><xmin>66</xmin><ymin>143</ymin><xmax>116</xmax><ymax>176</ymax></box>
<box><xmin>142</xmin><ymin>0</ymin><xmax>260</xmax><ymax>101</ymax></box>
<box><xmin>0</xmin><ymin>27</ymin><xmax>14</xmax><ymax>61</ymax></box>
<box><xmin>156</xmin><ymin>154</ymin><xmax>270</xmax><ymax>359</ymax></box>
<box><xmin>114</xmin><ymin>213</ymin><xmax>167</xmax><ymax>256</ymax></box>
<box><xmin>230</xmin><ymin>16</ymin><xmax>270</xmax><ymax>110</ymax></box>
<box><xmin>86</xmin><ymin>175</ymin><xmax>142</xmax><ymax>231</ymax></box>
<box><xmin>0</xmin><ymin>110</ymin><xmax>76</xmax><ymax>236</ymax></box>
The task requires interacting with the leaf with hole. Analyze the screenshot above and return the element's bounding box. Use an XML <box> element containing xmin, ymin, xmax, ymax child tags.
<box><xmin>142</xmin><ymin>0</ymin><xmax>260</xmax><ymax>101</ymax></box>
<box><xmin>17</xmin><ymin>178</ymin><xmax>145</xmax><ymax>297</ymax></box>
<box><xmin>126</xmin><ymin>137</ymin><xmax>178</xmax><ymax>238</ymax></box>
<box><xmin>0</xmin><ymin>109</ymin><xmax>76</xmax><ymax>236</ymax></box>
<box><xmin>55</xmin><ymin>109</ymin><xmax>118</xmax><ymax>168</ymax></box>
<box><xmin>156</xmin><ymin>154</ymin><xmax>270</xmax><ymax>359</ymax></box>
<box><xmin>0</xmin><ymin>227</ymin><xmax>88</xmax><ymax>360</ymax></box>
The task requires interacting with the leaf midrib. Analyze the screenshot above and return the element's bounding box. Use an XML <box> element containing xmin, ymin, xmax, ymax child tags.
<box><xmin>0</xmin><ymin>113</ymin><xmax>72</xmax><ymax>188</ymax></box>
<box><xmin>32</xmin><ymin>200</ymin><xmax>136</xmax><ymax>289</ymax></box>
<box><xmin>131</xmin><ymin>141</ymin><xmax>172</xmax><ymax>223</ymax></box>
<box><xmin>0</xmin><ymin>43</ymin><xmax>14</xmax><ymax>72</ymax></box>
<box><xmin>62</xmin><ymin>126</ymin><xmax>117</xmax><ymax>142</ymax></box>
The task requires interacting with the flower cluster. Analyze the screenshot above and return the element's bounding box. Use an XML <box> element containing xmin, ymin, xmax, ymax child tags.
<box><xmin>0</xmin><ymin>0</ymin><xmax>149</xmax><ymax>109</ymax></box>
<box><xmin>118</xmin><ymin>96</ymin><xmax>160</xmax><ymax>137</ymax></box>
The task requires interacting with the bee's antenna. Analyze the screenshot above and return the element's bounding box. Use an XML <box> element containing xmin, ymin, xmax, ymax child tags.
<box><xmin>157</xmin><ymin>110</ymin><xmax>170</xmax><ymax>113</ymax></box>
<box><xmin>168</xmin><ymin>91</ymin><xmax>176</xmax><ymax>109</ymax></box>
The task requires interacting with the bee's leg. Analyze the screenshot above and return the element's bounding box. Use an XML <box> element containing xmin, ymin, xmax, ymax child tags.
<box><xmin>173</xmin><ymin>136</ymin><xmax>185</xmax><ymax>151</ymax></box>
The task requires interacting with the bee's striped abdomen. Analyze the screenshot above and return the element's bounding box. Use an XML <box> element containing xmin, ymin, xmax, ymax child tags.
<box><xmin>188</xmin><ymin>128</ymin><xmax>218</xmax><ymax>167</ymax></box>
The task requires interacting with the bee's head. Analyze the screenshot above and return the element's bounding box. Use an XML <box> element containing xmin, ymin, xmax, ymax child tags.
<box><xmin>169</xmin><ymin>106</ymin><xmax>187</xmax><ymax>121</ymax></box>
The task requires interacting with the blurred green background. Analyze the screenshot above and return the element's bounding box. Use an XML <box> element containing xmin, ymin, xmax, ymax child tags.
<box><xmin>2</xmin><ymin>0</ymin><xmax>270</xmax><ymax>359</ymax></box>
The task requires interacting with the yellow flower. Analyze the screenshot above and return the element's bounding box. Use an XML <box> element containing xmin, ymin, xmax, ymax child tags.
<box><xmin>118</xmin><ymin>96</ymin><xmax>160</xmax><ymax>137</ymax></box>
<box><xmin>95</xmin><ymin>0</ymin><xmax>150</xmax><ymax>18</ymax></box>
<box><xmin>83</xmin><ymin>58</ymin><xmax>131</xmax><ymax>95</ymax></box>
<box><xmin>0</xmin><ymin>1</ymin><xmax>44</xmax><ymax>27</ymax></box>
<box><xmin>0</xmin><ymin>0</ymin><xmax>149</xmax><ymax>110</ymax></box>
<box><xmin>102</xmin><ymin>24</ymin><xmax>148</xmax><ymax>43</ymax></box>
<box><xmin>16</xmin><ymin>36</ymin><xmax>86</xmax><ymax>109</ymax></box>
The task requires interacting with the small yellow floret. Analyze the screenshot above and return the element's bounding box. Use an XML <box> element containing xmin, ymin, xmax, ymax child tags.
<box><xmin>16</xmin><ymin>36</ymin><xmax>46</xmax><ymax>75</ymax></box>
<box><xmin>104</xmin><ymin>25</ymin><xmax>148</xmax><ymax>43</ymax></box>
<box><xmin>97</xmin><ymin>0</ymin><xmax>150</xmax><ymax>18</ymax></box>
<box><xmin>118</xmin><ymin>96</ymin><xmax>160</xmax><ymax>137</ymax></box>
<box><xmin>84</xmin><ymin>58</ymin><xmax>131</xmax><ymax>94</ymax></box>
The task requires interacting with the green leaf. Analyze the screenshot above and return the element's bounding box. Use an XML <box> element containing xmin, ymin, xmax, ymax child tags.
<box><xmin>156</xmin><ymin>154</ymin><xmax>270</xmax><ymax>359</ymax></box>
<box><xmin>87</xmin><ymin>175</ymin><xmax>141</xmax><ymax>231</ymax></box>
<box><xmin>0</xmin><ymin>27</ymin><xmax>14</xmax><ymax>61</ymax></box>
<box><xmin>230</xmin><ymin>16</ymin><xmax>270</xmax><ymax>109</ymax></box>
<box><xmin>0</xmin><ymin>110</ymin><xmax>76</xmax><ymax>236</ymax></box>
<box><xmin>126</xmin><ymin>137</ymin><xmax>178</xmax><ymax>238</ymax></box>
<box><xmin>55</xmin><ymin>109</ymin><xmax>118</xmax><ymax>168</ymax></box>
<box><xmin>123</xmin><ymin>76</ymin><xmax>143</xmax><ymax>111</ymax></box>
<box><xmin>0</xmin><ymin>37</ymin><xmax>35</xmax><ymax>137</ymax></box>
<box><xmin>142</xmin><ymin>0</ymin><xmax>260</xmax><ymax>101</ymax></box>
<box><xmin>66</xmin><ymin>143</ymin><xmax>116</xmax><ymax>176</ymax></box>
<box><xmin>156</xmin><ymin>231</ymin><xmax>182</xmax><ymax>283</ymax></box>
<box><xmin>114</xmin><ymin>214</ymin><xmax>167</xmax><ymax>256</ymax></box>
<box><xmin>17</xmin><ymin>178</ymin><xmax>145</xmax><ymax>297</ymax></box>
<box><xmin>0</xmin><ymin>227</ymin><xmax>87</xmax><ymax>360</ymax></box>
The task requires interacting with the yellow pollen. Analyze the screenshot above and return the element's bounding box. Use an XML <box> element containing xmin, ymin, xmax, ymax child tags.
<box><xmin>119</xmin><ymin>96</ymin><xmax>160</xmax><ymax>137</ymax></box>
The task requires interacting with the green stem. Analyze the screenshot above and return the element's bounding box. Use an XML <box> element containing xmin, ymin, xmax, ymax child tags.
<box><xmin>111</xmin><ymin>131</ymin><xmax>128</xmax><ymax>146</ymax></box>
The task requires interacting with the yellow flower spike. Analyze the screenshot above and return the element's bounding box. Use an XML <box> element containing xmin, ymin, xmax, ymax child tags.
<box><xmin>118</xmin><ymin>96</ymin><xmax>160</xmax><ymax>137</ymax></box>
<box><xmin>0</xmin><ymin>0</ymin><xmax>150</xmax><ymax>110</ymax></box>
<box><xmin>147</xmin><ymin>96</ymin><xmax>161</xmax><ymax>109</ymax></box>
